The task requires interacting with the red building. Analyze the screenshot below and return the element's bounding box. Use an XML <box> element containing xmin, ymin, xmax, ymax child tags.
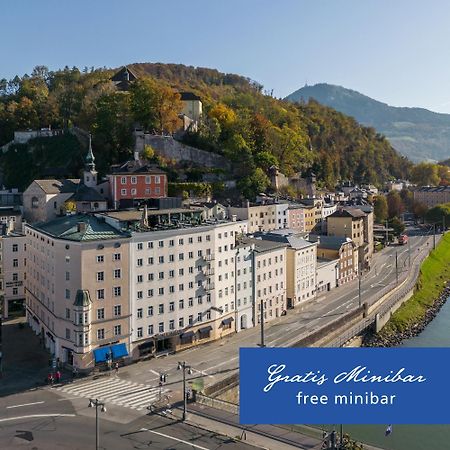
<box><xmin>108</xmin><ymin>158</ymin><xmax>167</xmax><ymax>209</ymax></box>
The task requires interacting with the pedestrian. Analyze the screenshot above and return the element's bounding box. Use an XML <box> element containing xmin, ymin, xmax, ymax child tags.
<box><xmin>115</xmin><ymin>362</ymin><xmax>119</xmax><ymax>374</ymax></box>
<box><xmin>47</xmin><ymin>373</ymin><xmax>54</xmax><ymax>386</ymax></box>
<box><xmin>72</xmin><ymin>366</ymin><xmax>78</xmax><ymax>378</ymax></box>
<box><xmin>55</xmin><ymin>370</ymin><xmax>61</xmax><ymax>384</ymax></box>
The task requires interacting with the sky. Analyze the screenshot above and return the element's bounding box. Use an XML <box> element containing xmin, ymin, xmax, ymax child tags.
<box><xmin>3</xmin><ymin>0</ymin><xmax>450</xmax><ymax>112</ymax></box>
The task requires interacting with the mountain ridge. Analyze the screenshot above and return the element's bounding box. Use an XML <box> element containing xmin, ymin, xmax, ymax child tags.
<box><xmin>285</xmin><ymin>83</ymin><xmax>450</xmax><ymax>162</ymax></box>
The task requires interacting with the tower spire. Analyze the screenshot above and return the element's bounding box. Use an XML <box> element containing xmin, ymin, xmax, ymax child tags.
<box><xmin>85</xmin><ymin>133</ymin><xmax>95</xmax><ymax>171</ymax></box>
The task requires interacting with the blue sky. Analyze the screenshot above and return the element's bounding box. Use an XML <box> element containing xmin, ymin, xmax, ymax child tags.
<box><xmin>2</xmin><ymin>0</ymin><xmax>450</xmax><ymax>112</ymax></box>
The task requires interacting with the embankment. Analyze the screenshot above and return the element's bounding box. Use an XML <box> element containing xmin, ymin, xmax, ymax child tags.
<box><xmin>365</xmin><ymin>233</ymin><xmax>450</xmax><ymax>346</ymax></box>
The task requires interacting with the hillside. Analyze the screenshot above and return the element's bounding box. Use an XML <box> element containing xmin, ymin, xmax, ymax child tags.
<box><xmin>0</xmin><ymin>64</ymin><xmax>411</xmax><ymax>196</ymax></box>
<box><xmin>286</xmin><ymin>83</ymin><xmax>450</xmax><ymax>163</ymax></box>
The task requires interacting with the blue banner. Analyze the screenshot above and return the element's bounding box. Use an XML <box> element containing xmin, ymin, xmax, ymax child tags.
<box><xmin>239</xmin><ymin>348</ymin><xmax>450</xmax><ymax>424</ymax></box>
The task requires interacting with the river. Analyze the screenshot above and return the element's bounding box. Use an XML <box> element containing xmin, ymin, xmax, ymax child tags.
<box><xmin>341</xmin><ymin>297</ymin><xmax>450</xmax><ymax>450</ymax></box>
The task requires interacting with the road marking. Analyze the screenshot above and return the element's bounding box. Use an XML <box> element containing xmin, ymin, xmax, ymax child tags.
<box><xmin>149</xmin><ymin>369</ymin><xmax>160</xmax><ymax>376</ymax></box>
<box><xmin>57</xmin><ymin>398</ymin><xmax>79</xmax><ymax>401</ymax></box>
<box><xmin>140</xmin><ymin>428</ymin><xmax>211</xmax><ymax>450</ymax></box>
<box><xmin>0</xmin><ymin>414</ymin><xmax>76</xmax><ymax>422</ymax></box>
<box><xmin>6</xmin><ymin>401</ymin><xmax>45</xmax><ymax>409</ymax></box>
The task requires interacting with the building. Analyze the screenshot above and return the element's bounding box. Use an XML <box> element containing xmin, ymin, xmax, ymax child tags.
<box><xmin>111</xmin><ymin>66</ymin><xmax>138</xmax><ymax>91</ymax></box>
<box><xmin>311</xmin><ymin>235</ymin><xmax>357</xmax><ymax>286</ymax></box>
<box><xmin>180</xmin><ymin>92</ymin><xmax>203</xmax><ymax>124</ymax></box>
<box><xmin>240</xmin><ymin>237</ymin><xmax>287</xmax><ymax>325</ymax></box>
<box><xmin>413</xmin><ymin>186</ymin><xmax>450</xmax><ymax>208</ymax></box>
<box><xmin>108</xmin><ymin>155</ymin><xmax>168</xmax><ymax>209</ymax></box>
<box><xmin>0</xmin><ymin>231</ymin><xmax>26</xmax><ymax>318</ymax></box>
<box><xmin>346</xmin><ymin>205</ymin><xmax>374</xmax><ymax>266</ymax></box>
<box><xmin>24</xmin><ymin>215</ymin><xmax>131</xmax><ymax>370</ymax></box>
<box><xmin>316</xmin><ymin>258</ymin><xmax>339</xmax><ymax>294</ymax></box>
<box><xmin>0</xmin><ymin>206</ymin><xmax>22</xmax><ymax>232</ymax></box>
<box><xmin>23</xmin><ymin>179</ymin><xmax>80</xmax><ymax>223</ymax></box>
<box><xmin>257</xmin><ymin>230</ymin><xmax>317</xmax><ymax>308</ymax></box>
<box><xmin>235</xmin><ymin>241</ymin><xmax>254</xmax><ymax>331</ymax></box>
<box><xmin>327</xmin><ymin>209</ymin><xmax>366</xmax><ymax>266</ymax></box>
<box><xmin>287</xmin><ymin>205</ymin><xmax>306</xmax><ymax>232</ymax></box>
<box><xmin>228</xmin><ymin>202</ymin><xmax>281</xmax><ymax>234</ymax></box>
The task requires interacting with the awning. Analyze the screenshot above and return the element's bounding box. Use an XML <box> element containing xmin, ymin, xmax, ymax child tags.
<box><xmin>93</xmin><ymin>347</ymin><xmax>113</xmax><ymax>363</ymax></box>
<box><xmin>180</xmin><ymin>331</ymin><xmax>195</xmax><ymax>339</ymax></box>
<box><xmin>221</xmin><ymin>317</ymin><xmax>234</xmax><ymax>326</ymax></box>
<box><xmin>198</xmin><ymin>326</ymin><xmax>213</xmax><ymax>334</ymax></box>
<box><xmin>112</xmin><ymin>343</ymin><xmax>128</xmax><ymax>359</ymax></box>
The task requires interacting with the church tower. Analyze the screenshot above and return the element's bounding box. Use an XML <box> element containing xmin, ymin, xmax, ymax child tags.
<box><xmin>83</xmin><ymin>134</ymin><xmax>97</xmax><ymax>188</ymax></box>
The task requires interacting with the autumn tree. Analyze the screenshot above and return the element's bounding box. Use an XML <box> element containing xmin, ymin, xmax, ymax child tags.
<box><xmin>130</xmin><ymin>78</ymin><xmax>182</xmax><ymax>133</ymax></box>
<box><xmin>386</xmin><ymin>191</ymin><xmax>404</xmax><ymax>219</ymax></box>
<box><xmin>410</xmin><ymin>162</ymin><xmax>440</xmax><ymax>186</ymax></box>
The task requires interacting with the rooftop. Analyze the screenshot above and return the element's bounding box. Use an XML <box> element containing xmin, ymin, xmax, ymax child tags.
<box><xmin>310</xmin><ymin>235</ymin><xmax>353</xmax><ymax>250</ymax></box>
<box><xmin>329</xmin><ymin>208</ymin><xmax>366</xmax><ymax>219</ymax></box>
<box><xmin>257</xmin><ymin>230</ymin><xmax>316</xmax><ymax>250</ymax></box>
<box><xmin>32</xmin><ymin>179</ymin><xmax>80</xmax><ymax>195</ymax></box>
<box><xmin>180</xmin><ymin>92</ymin><xmax>201</xmax><ymax>101</ymax></box>
<box><xmin>31</xmin><ymin>214</ymin><xmax>129</xmax><ymax>242</ymax></box>
<box><xmin>239</xmin><ymin>236</ymin><xmax>288</xmax><ymax>253</ymax></box>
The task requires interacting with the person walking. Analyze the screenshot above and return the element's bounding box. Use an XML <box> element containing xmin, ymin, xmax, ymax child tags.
<box><xmin>55</xmin><ymin>370</ymin><xmax>61</xmax><ymax>384</ymax></box>
<box><xmin>72</xmin><ymin>366</ymin><xmax>78</xmax><ymax>378</ymax></box>
<box><xmin>114</xmin><ymin>362</ymin><xmax>119</xmax><ymax>374</ymax></box>
<box><xmin>47</xmin><ymin>373</ymin><xmax>54</xmax><ymax>386</ymax></box>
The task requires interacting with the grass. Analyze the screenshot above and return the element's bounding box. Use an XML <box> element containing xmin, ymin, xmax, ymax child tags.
<box><xmin>380</xmin><ymin>232</ymin><xmax>450</xmax><ymax>335</ymax></box>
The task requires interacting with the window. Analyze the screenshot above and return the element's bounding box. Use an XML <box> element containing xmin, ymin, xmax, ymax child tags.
<box><xmin>188</xmin><ymin>297</ymin><xmax>194</xmax><ymax>307</ymax></box>
<box><xmin>179</xmin><ymin>268</ymin><xmax>184</xmax><ymax>276</ymax></box>
<box><xmin>169</xmin><ymin>320</ymin><xmax>175</xmax><ymax>330</ymax></box>
<box><xmin>114</xmin><ymin>269</ymin><xmax>121</xmax><ymax>279</ymax></box>
<box><xmin>97</xmin><ymin>329</ymin><xmax>105</xmax><ymax>340</ymax></box>
<box><xmin>148</xmin><ymin>257</ymin><xmax>154</xmax><ymax>265</ymax></box>
<box><xmin>137</xmin><ymin>274</ymin><xmax>143</xmax><ymax>283</ymax></box>
<box><xmin>13</xmin><ymin>259</ymin><xmax>18</xmax><ymax>267</ymax></box>
<box><xmin>120</xmin><ymin>177</ymin><xmax>126</xmax><ymax>184</ymax></box>
<box><xmin>148</xmin><ymin>273</ymin><xmax>154</xmax><ymax>281</ymax></box>
<box><xmin>179</xmin><ymin>317</ymin><xmax>184</xmax><ymax>327</ymax></box>
<box><xmin>66</xmin><ymin>328</ymin><xmax>71</xmax><ymax>340</ymax></box>
<box><xmin>148</xmin><ymin>241</ymin><xmax>154</xmax><ymax>249</ymax></box>
<box><xmin>113</xmin><ymin>253</ymin><xmax>121</xmax><ymax>261</ymax></box>
<box><xmin>148</xmin><ymin>324</ymin><xmax>154</xmax><ymax>335</ymax></box>
<box><xmin>97</xmin><ymin>255</ymin><xmax>104</xmax><ymax>263</ymax></box>
<box><xmin>169</xmin><ymin>301</ymin><xmax>175</xmax><ymax>312</ymax></box>
<box><xmin>131</xmin><ymin>188</ymin><xmax>137</xmax><ymax>195</ymax></box>
<box><xmin>169</xmin><ymin>285</ymin><xmax>175</xmax><ymax>293</ymax></box>
<box><xmin>145</xmin><ymin>175</ymin><xmax>151</xmax><ymax>184</ymax></box>
<box><xmin>137</xmin><ymin>242</ymin><xmax>143</xmax><ymax>250</ymax></box>
<box><xmin>179</xmin><ymin>238</ymin><xmax>184</xmax><ymax>245</ymax></box>
<box><xmin>97</xmin><ymin>272</ymin><xmax>104</xmax><ymax>282</ymax></box>
<box><xmin>97</xmin><ymin>289</ymin><xmax>104</xmax><ymax>300</ymax></box>
<box><xmin>121</xmin><ymin>189</ymin><xmax>127</xmax><ymax>195</ymax></box>
<box><xmin>137</xmin><ymin>258</ymin><xmax>143</xmax><ymax>266</ymax></box>
<box><xmin>158</xmin><ymin>287</ymin><xmax>164</xmax><ymax>295</ymax></box>
<box><xmin>158</xmin><ymin>304</ymin><xmax>164</xmax><ymax>314</ymax></box>
<box><xmin>114</xmin><ymin>305</ymin><xmax>122</xmax><ymax>316</ymax></box>
<box><xmin>12</xmin><ymin>244</ymin><xmax>18</xmax><ymax>252</ymax></box>
<box><xmin>188</xmin><ymin>315</ymin><xmax>193</xmax><ymax>325</ymax></box>
<box><xmin>158</xmin><ymin>240</ymin><xmax>164</xmax><ymax>248</ymax></box>
<box><xmin>137</xmin><ymin>291</ymin><xmax>143</xmax><ymax>299</ymax></box>
<box><xmin>65</xmin><ymin>289</ymin><xmax>70</xmax><ymax>300</ymax></box>
<box><xmin>179</xmin><ymin>299</ymin><xmax>184</xmax><ymax>309</ymax></box>
<box><xmin>197</xmin><ymin>312</ymin><xmax>202</xmax><ymax>322</ymax></box>
<box><xmin>131</xmin><ymin>176</ymin><xmax>137</xmax><ymax>184</ymax></box>
<box><xmin>169</xmin><ymin>269</ymin><xmax>175</xmax><ymax>277</ymax></box>
<box><xmin>114</xmin><ymin>325</ymin><xmax>121</xmax><ymax>336</ymax></box>
<box><xmin>137</xmin><ymin>327</ymin><xmax>143</xmax><ymax>338</ymax></box>
<box><xmin>13</xmin><ymin>287</ymin><xmax>18</xmax><ymax>295</ymax></box>
<box><xmin>169</xmin><ymin>254</ymin><xmax>174</xmax><ymax>262</ymax></box>
<box><xmin>137</xmin><ymin>308</ymin><xmax>143</xmax><ymax>319</ymax></box>
<box><xmin>159</xmin><ymin>256</ymin><xmax>164</xmax><ymax>263</ymax></box>
<box><xmin>188</xmin><ymin>237</ymin><xmax>193</xmax><ymax>244</ymax></box>
<box><xmin>159</xmin><ymin>271</ymin><xmax>164</xmax><ymax>280</ymax></box>
<box><xmin>148</xmin><ymin>289</ymin><xmax>154</xmax><ymax>297</ymax></box>
<box><xmin>97</xmin><ymin>308</ymin><xmax>104</xmax><ymax>320</ymax></box>
<box><xmin>159</xmin><ymin>322</ymin><xmax>164</xmax><ymax>333</ymax></box>
<box><xmin>169</xmin><ymin>239</ymin><xmax>175</xmax><ymax>247</ymax></box>
<box><xmin>155</xmin><ymin>176</ymin><xmax>161</xmax><ymax>184</ymax></box>
<box><xmin>65</xmin><ymin>308</ymin><xmax>70</xmax><ymax>319</ymax></box>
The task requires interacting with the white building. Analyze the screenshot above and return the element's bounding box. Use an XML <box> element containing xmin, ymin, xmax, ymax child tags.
<box><xmin>235</xmin><ymin>241</ymin><xmax>254</xmax><ymax>331</ymax></box>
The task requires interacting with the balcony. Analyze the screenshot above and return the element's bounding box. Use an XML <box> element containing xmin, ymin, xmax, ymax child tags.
<box><xmin>204</xmin><ymin>282</ymin><xmax>215</xmax><ymax>291</ymax></box>
<box><xmin>202</xmin><ymin>253</ymin><xmax>215</xmax><ymax>262</ymax></box>
<box><xmin>202</xmin><ymin>267</ymin><xmax>215</xmax><ymax>276</ymax></box>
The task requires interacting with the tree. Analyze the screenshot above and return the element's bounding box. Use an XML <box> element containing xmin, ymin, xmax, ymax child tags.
<box><xmin>425</xmin><ymin>203</ymin><xmax>450</xmax><ymax>226</ymax></box>
<box><xmin>130</xmin><ymin>78</ymin><xmax>182</xmax><ymax>133</ymax></box>
<box><xmin>142</xmin><ymin>145</ymin><xmax>155</xmax><ymax>161</ymax></box>
<box><xmin>373</xmin><ymin>195</ymin><xmax>388</xmax><ymax>223</ymax></box>
<box><xmin>238</xmin><ymin>168</ymin><xmax>270</xmax><ymax>199</ymax></box>
<box><xmin>410</xmin><ymin>162</ymin><xmax>440</xmax><ymax>186</ymax></box>
<box><xmin>386</xmin><ymin>191</ymin><xmax>404</xmax><ymax>219</ymax></box>
<box><xmin>413</xmin><ymin>201</ymin><xmax>428</xmax><ymax>220</ymax></box>
<box><xmin>389</xmin><ymin>217</ymin><xmax>405</xmax><ymax>236</ymax></box>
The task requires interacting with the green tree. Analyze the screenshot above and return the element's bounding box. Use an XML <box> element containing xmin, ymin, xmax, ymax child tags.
<box><xmin>373</xmin><ymin>195</ymin><xmax>388</xmax><ymax>222</ymax></box>
<box><xmin>410</xmin><ymin>162</ymin><xmax>440</xmax><ymax>186</ymax></box>
<box><xmin>238</xmin><ymin>167</ymin><xmax>270</xmax><ymax>199</ymax></box>
<box><xmin>425</xmin><ymin>203</ymin><xmax>450</xmax><ymax>226</ymax></box>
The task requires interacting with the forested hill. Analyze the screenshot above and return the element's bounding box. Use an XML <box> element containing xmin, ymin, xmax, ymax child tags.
<box><xmin>286</xmin><ymin>83</ymin><xmax>450</xmax><ymax>163</ymax></box>
<box><xmin>0</xmin><ymin>64</ymin><xmax>411</xmax><ymax>196</ymax></box>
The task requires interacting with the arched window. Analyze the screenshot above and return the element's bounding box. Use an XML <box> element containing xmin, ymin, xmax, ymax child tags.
<box><xmin>31</xmin><ymin>196</ymin><xmax>39</xmax><ymax>208</ymax></box>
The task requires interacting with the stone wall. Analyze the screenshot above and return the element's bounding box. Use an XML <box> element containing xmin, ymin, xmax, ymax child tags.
<box><xmin>134</xmin><ymin>133</ymin><xmax>231</xmax><ymax>169</ymax></box>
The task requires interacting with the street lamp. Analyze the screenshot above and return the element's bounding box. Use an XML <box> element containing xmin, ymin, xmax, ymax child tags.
<box><xmin>177</xmin><ymin>361</ymin><xmax>193</xmax><ymax>421</ymax></box>
<box><xmin>88</xmin><ymin>398</ymin><xmax>106</xmax><ymax>450</ymax></box>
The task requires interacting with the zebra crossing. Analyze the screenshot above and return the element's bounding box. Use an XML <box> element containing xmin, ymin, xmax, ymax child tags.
<box><xmin>55</xmin><ymin>377</ymin><xmax>169</xmax><ymax>411</ymax></box>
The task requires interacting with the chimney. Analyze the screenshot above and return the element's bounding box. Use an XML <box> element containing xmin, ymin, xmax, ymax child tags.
<box><xmin>77</xmin><ymin>222</ymin><xmax>87</xmax><ymax>233</ymax></box>
<box><xmin>134</xmin><ymin>150</ymin><xmax>140</xmax><ymax>162</ymax></box>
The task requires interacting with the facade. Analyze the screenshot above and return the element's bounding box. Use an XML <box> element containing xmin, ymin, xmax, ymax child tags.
<box><xmin>108</xmin><ymin>157</ymin><xmax>168</xmax><ymax>209</ymax></box>
<box><xmin>128</xmin><ymin>219</ymin><xmax>247</xmax><ymax>358</ymax></box>
<box><xmin>312</xmin><ymin>236</ymin><xmax>357</xmax><ymax>286</ymax></box>
<box><xmin>24</xmin><ymin>215</ymin><xmax>131</xmax><ymax>370</ymax></box>
<box><xmin>0</xmin><ymin>232</ymin><xmax>26</xmax><ymax>318</ymax></box>
<box><xmin>316</xmin><ymin>258</ymin><xmax>339</xmax><ymax>294</ymax></box>
<box><xmin>347</xmin><ymin>206</ymin><xmax>374</xmax><ymax>266</ymax></box>
<box><xmin>245</xmin><ymin>238</ymin><xmax>287</xmax><ymax>324</ymax></box>
<box><xmin>180</xmin><ymin>92</ymin><xmax>203</xmax><ymax>123</ymax></box>
<box><xmin>413</xmin><ymin>186</ymin><xmax>450</xmax><ymax>208</ymax></box>
<box><xmin>287</xmin><ymin>205</ymin><xmax>306</xmax><ymax>232</ymax></box>
<box><xmin>23</xmin><ymin>179</ymin><xmax>80</xmax><ymax>223</ymax></box>
<box><xmin>235</xmin><ymin>241</ymin><xmax>254</xmax><ymax>331</ymax></box>
<box><xmin>228</xmin><ymin>203</ymin><xmax>280</xmax><ymax>234</ymax></box>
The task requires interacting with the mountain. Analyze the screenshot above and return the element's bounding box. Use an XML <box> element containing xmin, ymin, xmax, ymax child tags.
<box><xmin>286</xmin><ymin>83</ymin><xmax>450</xmax><ymax>163</ymax></box>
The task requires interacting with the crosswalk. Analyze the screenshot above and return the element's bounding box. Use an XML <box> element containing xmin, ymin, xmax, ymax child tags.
<box><xmin>55</xmin><ymin>377</ymin><xmax>169</xmax><ymax>411</ymax></box>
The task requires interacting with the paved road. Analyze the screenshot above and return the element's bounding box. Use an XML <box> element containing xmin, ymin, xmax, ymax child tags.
<box><xmin>0</xmin><ymin>388</ymin><xmax>256</xmax><ymax>449</ymax></box>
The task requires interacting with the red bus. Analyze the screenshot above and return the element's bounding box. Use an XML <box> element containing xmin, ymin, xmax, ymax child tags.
<box><xmin>398</xmin><ymin>234</ymin><xmax>408</xmax><ymax>245</ymax></box>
